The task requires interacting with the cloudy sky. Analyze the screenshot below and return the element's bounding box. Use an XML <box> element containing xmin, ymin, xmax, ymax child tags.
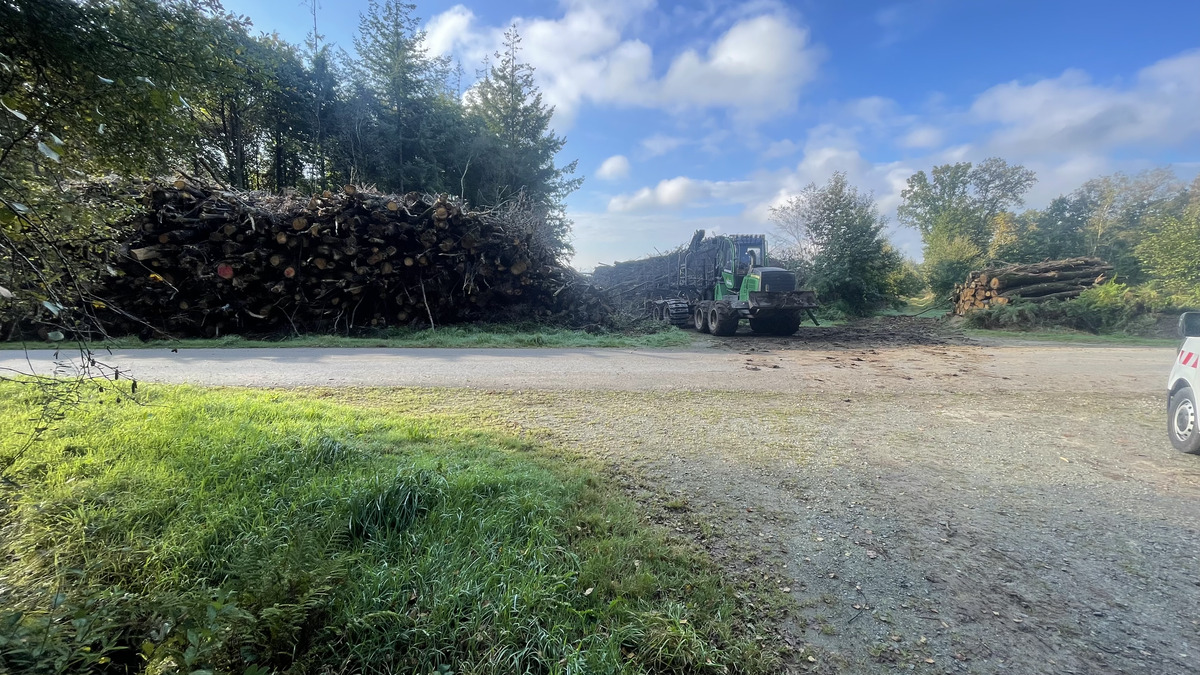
<box><xmin>225</xmin><ymin>0</ymin><xmax>1200</xmax><ymax>270</ymax></box>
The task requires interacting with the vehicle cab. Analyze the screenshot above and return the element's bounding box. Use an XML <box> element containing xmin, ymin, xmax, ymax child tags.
<box><xmin>1167</xmin><ymin>312</ymin><xmax>1200</xmax><ymax>454</ymax></box>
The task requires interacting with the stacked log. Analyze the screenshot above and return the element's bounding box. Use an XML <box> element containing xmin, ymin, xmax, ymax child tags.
<box><xmin>94</xmin><ymin>180</ymin><xmax>610</xmax><ymax>337</ymax></box>
<box><xmin>951</xmin><ymin>257</ymin><xmax>1113</xmax><ymax>316</ymax></box>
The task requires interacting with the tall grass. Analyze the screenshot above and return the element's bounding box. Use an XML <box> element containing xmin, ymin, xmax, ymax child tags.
<box><xmin>1</xmin><ymin>324</ymin><xmax>695</xmax><ymax>351</ymax></box>
<box><xmin>0</xmin><ymin>385</ymin><xmax>769</xmax><ymax>674</ymax></box>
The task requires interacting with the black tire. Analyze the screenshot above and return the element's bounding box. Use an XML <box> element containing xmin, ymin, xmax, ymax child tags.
<box><xmin>1168</xmin><ymin>386</ymin><xmax>1200</xmax><ymax>454</ymax></box>
<box><xmin>770</xmin><ymin>312</ymin><xmax>801</xmax><ymax>336</ymax></box>
<box><xmin>749</xmin><ymin>316</ymin><xmax>776</xmax><ymax>334</ymax></box>
<box><xmin>694</xmin><ymin>302</ymin><xmax>711</xmax><ymax>333</ymax></box>
<box><xmin>710</xmin><ymin>301</ymin><xmax>739</xmax><ymax>336</ymax></box>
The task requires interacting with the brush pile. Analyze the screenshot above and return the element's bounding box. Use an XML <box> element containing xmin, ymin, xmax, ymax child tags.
<box><xmin>96</xmin><ymin>180</ymin><xmax>610</xmax><ymax>337</ymax></box>
<box><xmin>952</xmin><ymin>257</ymin><xmax>1113</xmax><ymax>315</ymax></box>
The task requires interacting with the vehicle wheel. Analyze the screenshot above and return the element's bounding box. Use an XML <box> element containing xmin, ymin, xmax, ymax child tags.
<box><xmin>749</xmin><ymin>316</ymin><xmax>776</xmax><ymax>334</ymax></box>
<box><xmin>694</xmin><ymin>302</ymin><xmax>711</xmax><ymax>333</ymax></box>
<box><xmin>1168</xmin><ymin>386</ymin><xmax>1200</xmax><ymax>454</ymax></box>
<box><xmin>710</xmin><ymin>302</ymin><xmax>739</xmax><ymax>336</ymax></box>
<box><xmin>650</xmin><ymin>304</ymin><xmax>662</xmax><ymax>321</ymax></box>
<box><xmin>771</xmin><ymin>312</ymin><xmax>801</xmax><ymax>336</ymax></box>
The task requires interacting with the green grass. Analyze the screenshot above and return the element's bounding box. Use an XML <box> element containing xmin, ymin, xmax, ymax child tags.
<box><xmin>0</xmin><ymin>384</ymin><xmax>771</xmax><ymax>674</ymax></box>
<box><xmin>874</xmin><ymin>294</ymin><xmax>952</xmax><ymax>318</ymax></box>
<box><xmin>962</xmin><ymin>328</ymin><xmax>1179</xmax><ymax>347</ymax></box>
<box><xmin>1</xmin><ymin>325</ymin><xmax>695</xmax><ymax>351</ymax></box>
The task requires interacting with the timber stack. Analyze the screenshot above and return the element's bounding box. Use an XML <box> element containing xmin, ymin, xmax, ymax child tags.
<box><xmin>592</xmin><ymin>230</ymin><xmax>722</xmax><ymax>302</ymax></box>
<box><xmin>96</xmin><ymin>180</ymin><xmax>610</xmax><ymax>337</ymax></box>
<box><xmin>951</xmin><ymin>257</ymin><xmax>1113</xmax><ymax>316</ymax></box>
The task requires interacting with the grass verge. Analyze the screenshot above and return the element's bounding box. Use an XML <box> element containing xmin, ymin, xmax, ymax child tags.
<box><xmin>1</xmin><ymin>325</ymin><xmax>694</xmax><ymax>351</ymax></box>
<box><xmin>0</xmin><ymin>384</ymin><xmax>771</xmax><ymax>674</ymax></box>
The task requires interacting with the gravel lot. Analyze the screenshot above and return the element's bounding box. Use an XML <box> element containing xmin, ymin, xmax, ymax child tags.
<box><xmin>3</xmin><ymin>320</ymin><xmax>1195</xmax><ymax>673</ymax></box>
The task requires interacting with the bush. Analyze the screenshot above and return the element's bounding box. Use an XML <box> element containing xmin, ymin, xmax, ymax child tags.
<box><xmin>922</xmin><ymin>233</ymin><xmax>983</xmax><ymax>298</ymax></box>
<box><xmin>963</xmin><ymin>281</ymin><xmax>1200</xmax><ymax>335</ymax></box>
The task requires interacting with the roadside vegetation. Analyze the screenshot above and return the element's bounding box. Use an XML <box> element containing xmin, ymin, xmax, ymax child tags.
<box><xmin>961</xmin><ymin>281</ymin><xmax>1200</xmax><ymax>337</ymax></box>
<box><xmin>1</xmin><ymin>323</ymin><xmax>693</xmax><ymax>351</ymax></box>
<box><xmin>763</xmin><ymin>158</ymin><xmax>1198</xmax><ymax>337</ymax></box>
<box><xmin>0</xmin><ymin>383</ymin><xmax>773</xmax><ymax>674</ymax></box>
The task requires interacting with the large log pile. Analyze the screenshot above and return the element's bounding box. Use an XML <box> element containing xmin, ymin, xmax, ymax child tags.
<box><xmin>951</xmin><ymin>257</ymin><xmax>1113</xmax><ymax>316</ymax></box>
<box><xmin>592</xmin><ymin>230</ymin><xmax>726</xmax><ymax>303</ymax></box>
<box><xmin>95</xmin><ymin>180</ymin><xmax>610</xmax><ymax>337</ymax></box>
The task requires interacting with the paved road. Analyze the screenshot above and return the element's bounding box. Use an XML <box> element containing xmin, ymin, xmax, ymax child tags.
<box><xmin>0</xmin><ymin>342</ymin><xmax>1177</xmax><ymax>395</ymax></box>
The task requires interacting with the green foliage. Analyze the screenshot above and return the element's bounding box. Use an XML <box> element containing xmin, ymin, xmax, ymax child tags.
<box><xmin>1136</xmin><ymin>181</ymin><xmax>1200</xmax><ymax>290</ymax></box>
<box><xmin>963</xmin><ymin>281</ymin><xmax>1200</xmax><ymax>335</ymax></box>
<box><xmin>883</xmin><ymin>253</ymin><xmax>926</xmax><ymax>300</ymax></box>
<box><xmin>769</xmin><ymin>172</ymin><xmax>909</xmax><ymax>315</ymax></box>
<box><xmin>0</xmin><ymin>385</ymin><xmax>771</xmax><ymax>674</ymax></box>
<box><xmin>899</xmin><ymin>158</ymin><xmax>1035</xmax><ymax>296</ymax></box>
<box><xmin>1076</xmin><ymin>169</ymin><xmax>1186</xmax><ymax>282</ymax></box>
<box><xmin>465</xmin><ymin>26</ymin><xmax>582</xmax><ymax>258</ymax></box>
<box><xmin>899</xmin><ymin>158</ymin><xmax>1036</xmax><ymax>250</ymax></box>
<box><xmin>922</xmin><ymin>232</ymin><xmax>983</xmax><ymax>297</ymax></box>
<box><xmin>988</xmin><ymin>197</ymin><xmax>1090</xmax><ymax>264</ymax></box>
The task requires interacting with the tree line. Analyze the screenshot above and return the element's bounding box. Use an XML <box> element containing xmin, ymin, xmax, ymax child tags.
<box><xmin>769</xmin><ymin>160</ymin><xmax>1200</xmax><ymax>315</ymax></box>
<box><xmin>0</xmin><ymin>0</ymin><xmax>580</xmax><ymax>253</ymax></box>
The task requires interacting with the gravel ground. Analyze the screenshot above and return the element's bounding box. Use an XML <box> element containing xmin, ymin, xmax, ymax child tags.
<box><xmin>4</xmin><ymin>318</ymin><xmax>1195</xmax><ymax>673</ymax></box>
<box><xmin>325</xmin><ymin>320</ymin><xmax>1196</xmax><ymax>675</ymax></box>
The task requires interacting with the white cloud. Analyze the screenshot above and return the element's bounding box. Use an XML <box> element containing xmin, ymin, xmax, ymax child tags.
<box><xmin>640</xmin><ymin>134</ymin><xmax>687</xmax><ymax>157</ymax></box>
<box><xmin>424</xmin><ymin>5</ymin><xmax>478</xmax><ymax>58</ymax></box>
<box><xmin>607</xmin><ymin>175</ymin><xmax>753</xmax><ymax>212</ymax></box>
<box><xmin>899</xmin><ymin>126</ymin><xmax>943</xmax><ymax>149</ymax></box>
<box><xmin>763</xmin><ymin>139</ymin><xmax>802</xmax><ymax>159</ymax></box>
<box><xmin>425</xmin><ymin>1</ymin><xmax>822</xmax><ymax>128</ymax></box>
<box><xmin>596</xmin><ymin>155</ymin><xmax>631</xmax><ymax>180</ymax></box>
<box><xmin>972</xmin><ymin>49</ymin><xmax>1200</xmax><ymax>155</ymax></box>
<box><xmin>657</xmin><ymin>14</ymin><xmax>819</xmax><ymax>119</ymax></box>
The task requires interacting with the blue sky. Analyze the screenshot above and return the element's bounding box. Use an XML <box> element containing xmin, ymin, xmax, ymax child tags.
<box><xmin>224</xmin><ymin>0</ymin><xmax>1200</xmax><ymax>270</ymax></box>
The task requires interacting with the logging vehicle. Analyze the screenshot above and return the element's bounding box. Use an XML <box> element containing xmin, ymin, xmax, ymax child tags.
<box><xmin>594</xmin><ymin>231</ymin><xmax>818</xmax><ymax>336</ymax></box>
<box><xmin>1168</xmin><ymin>312</ymin><xmax>1200</xmax><ymax>454</ymax></box>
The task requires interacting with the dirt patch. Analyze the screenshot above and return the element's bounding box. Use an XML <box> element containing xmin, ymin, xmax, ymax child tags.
<box><xmin>476</xmin><ymin>391</ymin><xmax>1197</xmax><ymax>674</ymax></box>
<box><xmin>708</xmin><ymin>315</ymin><xmax>971</xmax><ymax>351</ymax></box>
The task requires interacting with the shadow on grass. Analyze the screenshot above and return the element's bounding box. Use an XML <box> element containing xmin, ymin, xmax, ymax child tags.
<box><xmin>0</xmin><ymin>383</ymin><xmax>774</xmax><ymax>674</ymax></box>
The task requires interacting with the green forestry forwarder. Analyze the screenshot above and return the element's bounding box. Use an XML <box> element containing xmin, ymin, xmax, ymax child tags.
<box><xmin>595</xmin><ymin>231</ymin><xmax>819</xmax><ymax>337</ymax></box>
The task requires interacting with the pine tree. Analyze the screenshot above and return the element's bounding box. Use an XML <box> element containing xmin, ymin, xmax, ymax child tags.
<box><xmin>352</xmin><ymin>0</ymin><xmax>447</xmax><ymax>193</ymax></box>
<box><xmin>466</xmin><ymin>25</ymin><xmax>581</xmax><ymax>255</ymax></box>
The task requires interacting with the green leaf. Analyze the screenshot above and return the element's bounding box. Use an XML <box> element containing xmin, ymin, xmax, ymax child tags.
<box><xmin>1</xmin><ymin>100</ymin><xmax>26</xmax><ymax>121</ymax></box>
<box><xmin>47</xmin><ymin>331</ymin><xmax>65</xmax><ymax>342</ymax></box>
<box><xmin>98</xmin><ymin>123</ymin><xmax>106</xmax><ymax>135</ymax></box>
<box><xmin>49</xmin><ymin>133</ymin><xmax>64</xmax><ymax>146</ymax></box>
<box><xmin>136</xmin><ymin>76</ymin><xmax>155</xmax><ymax>86</ymax></box>
<box><xmin>42</xmin><ymin>301</ymin><xmax>63</xmax><ymax>316</ymax></box>
<box><xmin>0</xmin><ymin>285</ymin><xmax>13</xmax><ymax>299</ymax></box>
<box><xmin>37</xmin><ymin>141</ymin><xmax>60</xmax><ymax>162</ymax></box>
<box><xmin>10</xmin><ymin>203</ymin><xmax>29</xmax><ymax>215</ymax></box>
<box><xmin>97</xmin><ymin>75</ymin><xmax>114</xmax><ymax>84</ymax></box>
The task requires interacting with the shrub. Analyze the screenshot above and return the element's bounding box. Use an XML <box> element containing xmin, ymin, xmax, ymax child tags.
<box><xmin>963</xmin><ymin>281</ymin><xmax>1200</xmax><ymax>334</ymax></box>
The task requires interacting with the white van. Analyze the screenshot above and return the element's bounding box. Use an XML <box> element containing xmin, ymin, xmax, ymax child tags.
<box><xmin>1167</xmin><ymin>312</ymin><xmax>1200</xmax><ymax>454</ymax></box>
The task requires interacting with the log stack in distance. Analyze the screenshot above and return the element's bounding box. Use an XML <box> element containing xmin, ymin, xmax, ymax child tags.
<box><xmin>100</xmin><ymin>180</ymin><xmax>610</xmax><ymax>337</ymax></box>
<box><xmin>951</xmin><ymin>257</ymin><xmax>1114</xmax><ymax>316</ymax></box>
